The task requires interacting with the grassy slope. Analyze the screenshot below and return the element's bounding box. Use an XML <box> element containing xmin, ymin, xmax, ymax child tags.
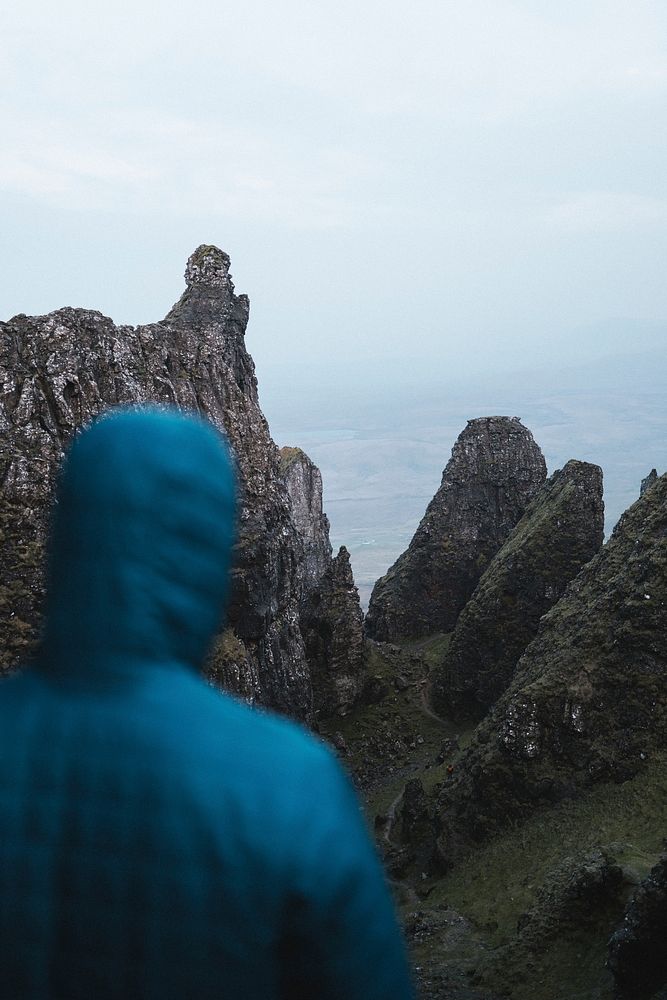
<box><xmin>321</xmin><ymin>635</ymin><xmax>667</xmax><ymax>1000</ymax></box>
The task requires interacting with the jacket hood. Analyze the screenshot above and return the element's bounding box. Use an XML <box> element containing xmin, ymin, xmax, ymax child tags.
<box><xmin>40</xmin><ymin>407</ymin><xmax>236</xmax><ymax>680</ymax></box>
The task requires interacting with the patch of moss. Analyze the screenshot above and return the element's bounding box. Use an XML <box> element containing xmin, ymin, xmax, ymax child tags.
<box><xmin>418</xmin><ymin>752</ymin><xmax>667</xmax><ymax>998</ymax></box>
<box><xmin>278</xmin><ymin>446</ymin><xmax>306</xmax><ymax>474</ymax></box>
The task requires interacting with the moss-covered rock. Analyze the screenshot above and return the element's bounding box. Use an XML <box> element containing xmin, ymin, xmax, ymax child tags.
<box><xmin>433</xmin><ymin>460</ymin><xmax>604</xmax><ymax>719</ymax></box>
<box><xmin>435</xmin><ymin>471</ymin><xmax>667</xmax><ymax>863</ymax></box>
<box><xmin>302</xmin><ymin>546</ymin><xmax>366</xmax><ymax>717</ymax></box>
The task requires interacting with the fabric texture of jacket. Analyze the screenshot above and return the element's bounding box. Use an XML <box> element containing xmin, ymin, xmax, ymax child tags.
<box><xmin>0</xmin><ymin>407</ymin><xmax>414</xmax><ymax>1000</ymax></box>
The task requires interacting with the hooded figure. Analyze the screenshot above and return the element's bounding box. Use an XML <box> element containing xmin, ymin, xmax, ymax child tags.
<box><xmin>0</xmin><ymin>408</ymin><xmax>413</xmax><ymax>1000</ymax></box>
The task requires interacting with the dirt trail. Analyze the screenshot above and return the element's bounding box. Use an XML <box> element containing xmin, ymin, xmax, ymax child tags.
<box><xmin>419</xmin><ymin>683</ymin><xmax>448</xmax><ymax>727</ymax></box>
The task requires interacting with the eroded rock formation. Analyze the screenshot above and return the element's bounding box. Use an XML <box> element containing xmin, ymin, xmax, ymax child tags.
<box><xmin>301</xmin><ymin>546</ymin><xmax>365</xmax><ymax>717</ymax></box>
<box><xmin>435</xmin><ymin>471</ymin><xmax>667</xmax><ymax>863</ymax></box>
<box><xmin>279</xmin><ymin>447</ymin><xmax>332</xmax><ymax>590</ymax></box>
<box><xmin>641</xmin><ymin>469</ymin><xmax>658</xmax><ymax>496</ymax></box>
<box><xmin>433</xmin><ymin>460</ymin><xmax>604</xmax><ymax>719</ymax></box>
<box><xmin>277</xmin><ymin>447</ymin><xmax>365</xmax><ymax>717</ymax></box>
<box><xmin>365</xmin><ymin>417</ymin><xmax>547</xmax><ymax>641</ymax></box>
<box><xmin>0</xmin><ymin>245</ymin><xmax>357</xmax><ymax>722</ymax></box>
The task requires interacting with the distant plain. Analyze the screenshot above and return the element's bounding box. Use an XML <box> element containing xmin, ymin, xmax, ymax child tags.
<box><xmin>260</xmin><ymin>348</ymin><xmax>666</xmax><ymax>608</ymax></box>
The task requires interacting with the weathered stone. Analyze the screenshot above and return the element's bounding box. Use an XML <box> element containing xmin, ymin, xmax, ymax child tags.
<box><xmin>365</xmin><ymin>417</ymin><xmax>546</xmax><ymax>641</ymax></box>
<box><xmin>609</xmin><ymin>854</ymin><xmax>667</xmax><ymax>1000</ymax></box>
<box><xmin>641</xmin><ymin>469</ymin><xmax>658</xmax><ymax>496</ymax></box>
<box><xmin>277</xmin><ymin>448</ymin><xmax>366</xmax><ymax>718</ymax></box>
<box><xmin>279</xmin><ymin>446</ymin><xmax>332</xmax><ymax>591</ymax></box>
<box><xmin>435</xmin><ymin>472</ymin><xmax>667</xmax><ymax>863</ymax></box>
<box><xmin>302</xmin><ymin>546</ymin><xmax>366</xmax><ymax>717</ymax></box>
<box><xmin>433</xmin><ymin>460</ymin><xmax>604</xmax><ymax>719</ymax></box>
<box><xmin>0</xmin><ymin>246</ymin><xmax>314</xmax><ymax>718</ymax></box>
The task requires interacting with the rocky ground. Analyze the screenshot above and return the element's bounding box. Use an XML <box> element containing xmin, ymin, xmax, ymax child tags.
<box><xmin>320</xmin><ymin>636</ymin><xmax>667</xmax><ymax>1000</ymax></box>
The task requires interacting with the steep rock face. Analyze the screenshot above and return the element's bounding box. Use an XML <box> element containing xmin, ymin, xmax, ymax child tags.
<box><xmin>365</xmin><ymin>417</ymin><xmax>547</xmax><ymax>640</ymax></box>
<box><xmin>302</xmin><ymin>546</ymin><xmax>365</xmax><ymax>717</ymax></box>
<box><xmin>278</xmin><ymin>446</ymin><xmax>332</xmax><ymax>590</ymax></box>
<box><xmin>608</xmin><ymin>854</ymin><xmax>667</xmax><ymax>1000</ymax></box>
<box><xmin>433</xmin><ymin>460</ymin><xmax>604</xmax><ymax>719</ymax></box>
<box><xmin>435</xmin><ymin>472</ymin><xmax>667</xmax><ymax>863</ymax></box>
<box><xmin>277</xmin><ymin>448</ymin><xmax>366</xmax><ymax>717</ymax></box>
<box><xmin>0</xmin><ymin>245</ymin><xmax>313</xmax><ymax>718</ymax></box>
<box><xmin>641</xmin><ymin>469</ymin><xmax>658</xmax><ymax>496</ymax></box>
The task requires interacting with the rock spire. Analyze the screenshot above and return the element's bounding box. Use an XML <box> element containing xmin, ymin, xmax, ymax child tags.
<box><xmin>365</xmin><ymin>416</ymin><xmax>547</xmax><ymax>641</ymax></box>
<box><xmin>0</xmin><ymin>245</ymin><xmax>362</xmax><ymax>722</ymax></box>
<box><xmin>433</xmin><ymin>459</ymin><xmax>604</xmax><ymax>719</ymax></box>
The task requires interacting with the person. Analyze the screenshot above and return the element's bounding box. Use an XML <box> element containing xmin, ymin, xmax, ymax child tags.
<box><xmin>0</xmin><ymin>407</ymin><xmax>414</xmax><ymax>999</ymax></box>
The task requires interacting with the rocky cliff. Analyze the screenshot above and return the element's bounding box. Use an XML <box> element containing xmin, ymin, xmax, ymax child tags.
<box><xmin>435</xmin><ymin>470</ymin><xmax>667</xmax><ymax>863</ymax></box>
<box><xmin>0</xmin><ymin>245</ymin><xmax>354</xmax><ymax>722</ymax></box>
<box><xmin>278</xmin><ymin>447</ymin><xmax>365</xmax><ymax>717</ymax></box>
<box><xmin>365</xmin><ymin>417</ymin><xmax>547</xmax><ymax>641</ymax></box>
<box><xmin>433</xmin><ymin>460</ymin><xmax>604</xmax><ymax>720</ymax></box>
<box><xmin>279</xmin><ymin>447</ymin><xmax>332</xmax><ymax>590</ymax></box>
<box><xmin>301</xmin><ymin>546</ymin><xmax>366</xmax><ymax>718</ymax></box>
<box><xmin>641</xmin><ymin>468</ymin><xmax>658</xmax><ymax>496</ymax></box>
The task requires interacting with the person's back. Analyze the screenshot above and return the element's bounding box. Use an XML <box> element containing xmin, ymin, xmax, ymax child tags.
<box><xmin>0</xmin><ymin>408</ymin><xmax>413</xmax><ymax>1000</ymax></box>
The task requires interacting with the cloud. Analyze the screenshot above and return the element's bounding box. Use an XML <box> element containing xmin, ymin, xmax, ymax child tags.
<box><xmin>544</xmin><ymin>192</ymin><xmax>667</xmax><ymax>233</ymax></box>
<box><xmin>0</xmin><ymin>110</ymin><xmax>387</xmax><ymax>229</ymax></box>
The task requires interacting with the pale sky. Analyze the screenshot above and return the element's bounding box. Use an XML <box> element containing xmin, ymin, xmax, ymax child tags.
<box><xmin>1</xmin><ymin>1</ymin><xmax>666</xmax><ymax>380</ymax></box>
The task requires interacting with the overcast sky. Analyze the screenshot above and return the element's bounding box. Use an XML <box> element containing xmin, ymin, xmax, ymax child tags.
<box><xmin>1</xmin><ymin>1</ymin><xmax>666</xmax><ymax>381</ymax></box>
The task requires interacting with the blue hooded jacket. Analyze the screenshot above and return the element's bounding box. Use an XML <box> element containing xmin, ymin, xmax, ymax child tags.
<box><xmin>0</xmin><ymin>408</ymin><xmax>414</xmax><ymax>999</ymax></box>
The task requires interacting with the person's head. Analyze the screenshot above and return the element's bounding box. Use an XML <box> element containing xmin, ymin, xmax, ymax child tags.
<box><xmin>41</xmin><ymin>406</ymin><xmax>236</xmax><ymax>678</ymax></box>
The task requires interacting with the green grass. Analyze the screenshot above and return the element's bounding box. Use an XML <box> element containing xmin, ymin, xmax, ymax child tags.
<box><xmin>415</xmin><ymin>751</ymin><xmax>667</xmax><ymax>998</ymax></box>
<box><xmin>323</xmin><ymin>635</ymin><xmax>667</xmax><ymax>998</ymax></box>
<box><xmin>322</xmin><ymin>636</ymin><xmax>667</xmax><ymax>999</ymax></box>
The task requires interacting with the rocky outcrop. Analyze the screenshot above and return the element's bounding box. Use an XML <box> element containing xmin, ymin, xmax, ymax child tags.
<box><xmin>516</xmin><ymin>848</ymin><xmax>625</xmax><ymax>951</ymax></box>
<box><xmin>609</xmin><ymin>854</ymin><xmax>667</xmax><ymax>999</ymax></box>
<box><xmin>435</xmin><ymin>472</ymin><xmax>667</xmax><ymax>863</ymax></box>
<box><xmin>641</xmin><ymin>469</ymin><xmax>658</xmax><ymax>496</ymax></box>
<box><xmin>0</xmin><ymin>246</ymin><xmax>315</xmax><ymax>720</ymax></box>
<box><xmin>279</xmin><ymin>447</ymin><xmax>332</xmax><ymax>592</ymax></box>
<box><xmin>302</xmin><ymin>546</ymin><xmax>365</xmax><ymax>717</ymax></box>
<box><xmin>277</xmin><ymin>448</ymin><xmax>366</xmax><ymax>717</ymax></box>
<box><xmin>433</xmin><ymin>460</ymin><xmax>604</xmax><ymax>719</ymax></box>
<box><xmin>365</xmin><ymin>417</ymin><xmax>546</xmax><ymax>641</ymax></box>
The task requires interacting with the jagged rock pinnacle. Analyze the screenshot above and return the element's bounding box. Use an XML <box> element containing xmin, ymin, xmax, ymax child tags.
<box><xmin>641</xmin><ymin>468</ymin><xmax>658</xmax><ymax>496</ymax></box>
<box><xmin>164</xmin><ymin>244</ymin><xmax>243</xmax><ymax>332</ymax></box>
<box><xmin>365</xmin><ymin>416</ymin><xmax>547</xmax><ymax>640</ymax></box>
<box><xmin>185</xmin><ymin>245</ymin><xmax>232</xmax><ymax>288</ymax></box>
<box><xmin>433</xmin><ymin>458</ymin><xmax>604</xmax><ymax>720</ymax></box>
